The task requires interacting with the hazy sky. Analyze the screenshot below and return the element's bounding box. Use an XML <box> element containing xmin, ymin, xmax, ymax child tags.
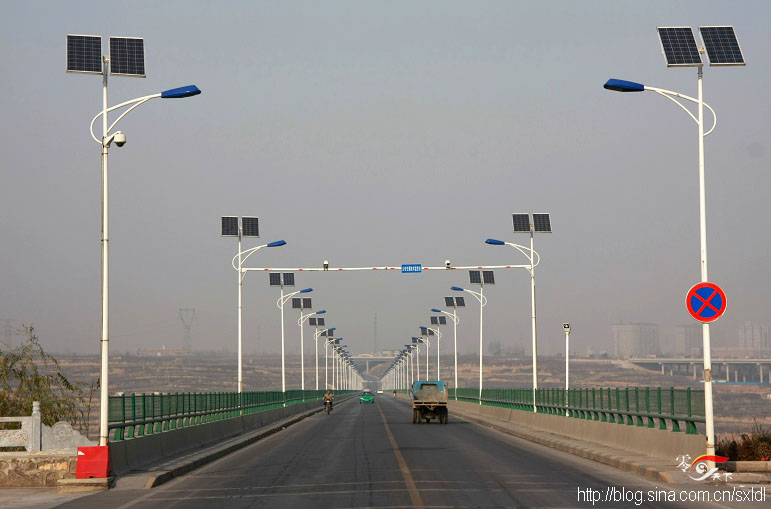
<box><xmin>2</xmin><ymin>1</ymin><xmax>770</xmax><ymax>359</ymax></box>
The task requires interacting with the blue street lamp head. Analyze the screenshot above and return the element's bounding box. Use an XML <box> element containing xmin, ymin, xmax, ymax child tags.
<box><xmin>267</xmin><ymin>240</ymin><xmax>286</xmax><ymax>247</ymax></box>
<box><xmin>316</xmin><ymin>310</ymin><xmax>326</xmax><ymax>314</ymax></box>
<box><xmin>451</xmin><ymin>286</ymin><xmax>464</xmax><ymax>292</ymax></box>
<box><xmin>411</xmin><ymin>336</ymin><xmax>419</xmax><ymax>340</ymax></box>
<box><xmin>160</xmin><ymin>85</ymin><xmax>202</xmax><ymax>98</ymax></box>
<box><xmin>328</xmin><ymin>327</ymin><xmax>336</xmax><ymax>332</ymax></box>
<box><xmin>485</xmin><ymin>238</ymin><xmax>505</xmax><ymax>245</ymax></box>
<box><xmin>603</xmin><ymin>79</ymin><xmax>644</xmax><ymax>92</ymax></box>
<box><xmin>300</xmin><ymin>288</ymin><xmax>313</xmax><ymax>293</ymax></box>
<box><xmin>431</xmin><ymin>308</ymin><xmax>441</xmax><ymax>313</ymax></box>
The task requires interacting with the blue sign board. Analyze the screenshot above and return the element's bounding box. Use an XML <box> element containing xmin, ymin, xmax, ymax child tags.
<box><xmin>686</xmin><ymin>282</ymin><xmax>727</xmax><ymax>323</ymax></box>
<box><xmin>401</xmin><ymin>264</ymin><xmax>422</xmax><ymax>273</ymax></box>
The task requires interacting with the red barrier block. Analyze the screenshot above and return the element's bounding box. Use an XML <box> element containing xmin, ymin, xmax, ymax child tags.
<box><xmin>76</xmin><ymin>445</ymin><xmax>110</xmax><ymax>478</ymax></box>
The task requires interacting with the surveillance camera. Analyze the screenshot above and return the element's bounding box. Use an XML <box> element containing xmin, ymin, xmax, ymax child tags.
<box><xmin>563</xmin><ymin>323</ymin><xmax>571</xmax><ymax>332</ymax></box>
<box><xmin>445</xmin><ymin>260</ymin><xmax>451</xmax><ymax>269</ymax></box>
<box><xmin>113</xmin><ymin>131</ymin><xmax>126</xmax><ymax>147</ymax></box>
<box><xmin>323</xmin><ymin>260</ymin><xmax>329</xmax><ymax>271</ymax></box>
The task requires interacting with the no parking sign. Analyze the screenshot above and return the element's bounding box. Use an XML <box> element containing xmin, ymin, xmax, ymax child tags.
<box><xmin>686</xmin><ymin>282</ymin><xmax>727</xmax><ymax>323</ymax></box>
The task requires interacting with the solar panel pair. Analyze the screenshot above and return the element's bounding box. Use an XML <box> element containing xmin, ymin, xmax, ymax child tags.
<box><xmin>469</xmin><ymin>270</ymin><xmax>495</xmax><ymax>285</ymax></box>
<box><xmin>292</xmin><ymin>298</ymin><xmax>312</xmax><ymax>309</ymax></box>
<box><xmin>657</xmin><ymin>26</ymin><xmax>745</xmax><ymax>67</ymax></box>
<box><xmin>269</xmin><ymin>272</ymin><xmax>295</xmax><ymax>287</ymax></box>
<box><xmin>221</xmin><ymin>217</ymin><xmax>259</xmax><ymax>237</ymax></box>
<box><xmin>444</xmin><ymin>296</ymin><xmax>466</xmax><ymax>307</ymax></box>
<box><xmin>512</xmin><ymin>213</ymin><xmax>552</xmax><ymax>233</ymax></box>
<box><xmin>66</xmin><ymin>34</ymin><xmax>146</xmax><ymax>76</ymax></box>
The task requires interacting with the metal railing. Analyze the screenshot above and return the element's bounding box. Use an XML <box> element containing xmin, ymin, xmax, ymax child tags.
<box><xmin>108</xmin><ymin>390</ymin><xmax>353</xmax><ymax>441</ymax></box>
<box><xmin>454</xmin><ymin>386</ymin><xmax>705</xmax><ymax>434</ymax></box>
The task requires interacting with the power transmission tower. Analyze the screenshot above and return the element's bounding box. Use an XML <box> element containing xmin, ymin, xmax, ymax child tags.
<box><xmin>178</xmin><ymin>309</ymin><xmax>196</xmax><ymax>351</ymax></box>
<box><xmin>0</xmin><ymin>319</ymin><xmax>20</xmax><ymax>347</ymax></box>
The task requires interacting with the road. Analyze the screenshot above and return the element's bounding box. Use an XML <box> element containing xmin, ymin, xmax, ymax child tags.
<box><xmin>55</xmin><ymin>395</ymin><xmax>762</xmax><ymax>508</ymax></box>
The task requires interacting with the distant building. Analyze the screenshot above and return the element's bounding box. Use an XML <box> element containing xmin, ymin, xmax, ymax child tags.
<box><xmin>612</xmin><ymin>322</ymin><xmax>659</xmax><ymax>359</ymax></box>
<box><xmin>738</xmin><ymin>321</ymin><xmax>771</xmax><ymax>358</ymax></box>
<box><xmin>671</xmin><ymin>324</ymin><xmax>702</xmax><ymax>357</ymax></box>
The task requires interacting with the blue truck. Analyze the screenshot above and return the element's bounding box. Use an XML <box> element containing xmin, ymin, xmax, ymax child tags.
<box><xmin>410</xmin><ymin>381</ymin><xmax>449</xmax><ymax>424</ymax></box>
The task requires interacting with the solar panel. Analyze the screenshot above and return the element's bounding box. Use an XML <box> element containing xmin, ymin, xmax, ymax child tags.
<box><xmin>317</xmin><ymin>318</ymin><xmax>325</xmax><ymax>326</ymax></box>
<box><xmin>438</xmin><ymin>316</ymin><xmax>447</xmax><ymax>325</ymax></box>
<box><xmin>533</xmin><ymin>213</ymin><xmax>552</xmax><ymax>233</ymax></box>
<box><xmin>512</xmin><ymin>213</ymin><xmax>531</xmax><ymax>233</ymax></box>
<box><xmin>483</xmin><ymin>271</ymin><xmax>495</xmax><ymax>285</ymax></box>
<box><xmin>699</xmin><ymin>26</ymin><xmax>745</xmax><ymax>66</ymax></box>
<box><xmin>66</xmin><ymin>34</ymin><xmax>102</xmax><ymax>74</ymax></box>
<box><xmin>269</xmin><ymin>273</ymin><xmax>281</xmax><ymax>286</ymax></box>
<box><xmin>469</xmin><ymin>270</ymin><xmax>481</xmax><ymax>284</ymax></box>
<box><xmin>444</xmin><ymin>297</ymin><xmax>454</xmax><ymax>307</ymax></box>
<box><xmin>302</xmin><ymin>298</ymin><xmax>312</xmax><ymax>309</ymax></box>
<box><xmin>657</xmin><ymin>27</ymin><xmax>702</xmax><ymax>67</ymax></box>
<box><xmin>430</xmin><ymin>316</ymin><xmax>438</xmax><ymax>325</ymax></box>
<box><xmin>420</xmin><ymin>327</ymin><xmax>428</xmax><ymax>336</ymax></box>
<box><xmin>292</xmin><ymin>298</ymin><xmax>301</xmax><ymax>309</ymax></box>
<box><xmin>241</xmin><ymin>217</ymin><xmax>259</xmax><ymax>237</ymax></box>
<box><xmin>308</xmin><ymin>318</ymin><xmax>317</xmax><ymax>326</ymax></box>
<box><xmin>282</xmin><ymin>273</ymin><xmax>295</xmax><ymax>287</ymax></box>
<box><xmin>455</xmin><ymin>297</ymin><xmax>465</xmax><ymax>307</ymax></box>
<box><xmin>221</xmin><ymin>216</ymin><xmax>239</xmax><ymax>236</ymax></box>
<box><xmin>427</xmin><ymin>329</ymin><xmax>435</xmax><ymax>336</ymax></box>
<box><xmin>109</xmin><ymin>37</ymin><xmax>145</xmax><ymax>77</ymax></box>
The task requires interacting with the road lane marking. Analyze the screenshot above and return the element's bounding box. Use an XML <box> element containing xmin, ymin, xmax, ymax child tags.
<box><xmin>377</xmin><ymin>401</ymin><xmax>424</xmax><ymax>508</ymax></box>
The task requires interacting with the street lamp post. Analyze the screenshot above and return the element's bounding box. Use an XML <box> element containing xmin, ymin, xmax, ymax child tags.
<box><xmin>487</xmin><ymin>212</ymin><xmax>550</xmax><ymax>412</ymax></box>
<box><xmin>313</xmin><ymin>326</ymin><xmax>335</xmax><ymax>390</ymax></box>
<box><xmin>224</xmin><ymin>218</ymin><xmax>286</xmax><ymax>393</ymax></box>
<box><xmin>603</xmin><ymin>24</ymin><xmax>745</xmax><ymax>461</ymax></box>
<box><xmin>325</xmin><ymin>338</ymin><xmax>341</xmax><ymax>390</ymax></box>
<box><xmin>274</xmin><ymin>277</ymin><xmax>312</xmax><ymax>400</ymax></box>
<box><xmin>297</xmin><ymin>305</ymin><xmax>325</xmax><ymax>392</ymax></box>
<box><xmin>411</xmin><ymin>337</ymin><xmax>422</xmax><ymax>381</ymax></box>
<box><xmin>452</xmin><ymin>270</ymin><xmax>492</xmax><ymax>404</ymax></box>
<box><xmin>563</xmin><ymin>323</ymin><xmax>571</xmax><ymax>416</ymax></box>
<box><xmin>68</xmin><ymin>34</ymin><xmax>201</xmax><ymax>447</ymax></box>
<box><xmin>422</xmin><ymin>325</ymin><xmax>442</xmax><ymax>380</ymax></box>
<box><xmin>435</xmin><ymin>297</ymin><xmax>464</xmax><ymax>399</ymax></box>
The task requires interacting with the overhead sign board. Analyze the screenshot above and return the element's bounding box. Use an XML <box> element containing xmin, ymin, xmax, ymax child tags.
<box><xmin>401</xmin><ymin>264</ymin><xmax>422</xmax><ymax>273</ymax></box>
<box><xmin>686</xmin><ymin>282</ymin><xmax>727</xmax><ymax>323</ymax></box>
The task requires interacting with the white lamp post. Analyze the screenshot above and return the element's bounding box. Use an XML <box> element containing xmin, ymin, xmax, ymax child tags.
<box><xmin>225</xmin><ymin>222</ymin><xmax>286</xmax><ymax>394</ymax></box>
<box><xmin>452</xmin><ymin>271</ymin><xmax>492</xmax><ymax>404</ymax></box>
<box><xmin>487</xmin><ymin>212</ymin><xmax>550</xmax><ymax>413</ymax></box>
<box><xmin>274</xmin><ymin>280</ymin><xmax>312</xmax><ymax>400</ymax></box>
<box><xmin>435</xmin><ymin>298</ymin><xmax>464</xmax><ymax>400</ymax></box>
<box><xmin>421</xmin><ymin>326</ymin><xmax>442</xmax><ymax>380</ymax></box>
<box><xmin>313</xmin><ymin>326</ymin><xmax>335</xmax><ymax>390</ymax></box>
<box><xmin>296</xmin><ymin>305</ymin><xmax>325</xmax><ymax>392</ymax></box>
<box><xmin>563</xmin><ymin>323</ymin><xmax>571</xmax><ymax>416</ymax></box>
<box><xmin>67</xmin><ymin>34</ymin><xmax>201</xmax><ymax>447</ymax></box>
<box><xmin>604</xmin><ymin>24</ymin><xmax>746</xmax><ymax>461</ymax></box>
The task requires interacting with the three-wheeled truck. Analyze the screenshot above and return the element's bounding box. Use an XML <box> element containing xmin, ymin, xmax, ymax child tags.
<box><xmin>410</xmin><ymin>380</ymin><xmax>448</xmax><ymax>424</ymax></box>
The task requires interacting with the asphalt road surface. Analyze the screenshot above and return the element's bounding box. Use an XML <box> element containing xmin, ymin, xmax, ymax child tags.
<box><xmin>55</xmin><ymin>396</ymin><xmax>763</xmax><ymax>508</ymax></box>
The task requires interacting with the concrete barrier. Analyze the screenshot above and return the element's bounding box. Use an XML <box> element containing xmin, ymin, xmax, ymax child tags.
<box><xmin>448</xmin><ymin>400</ymin><xmax>705</xmax><ymax>461</ymax></box>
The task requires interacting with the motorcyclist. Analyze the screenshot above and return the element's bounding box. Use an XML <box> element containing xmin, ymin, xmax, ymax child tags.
<box><xmin>323</xmin><ymin>389</ymin><xmax>334</xmax><ymax>409</ymax></box>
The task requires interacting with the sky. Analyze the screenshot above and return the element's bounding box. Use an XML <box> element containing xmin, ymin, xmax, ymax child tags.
<box><xmin>2</xmin><ymin>1</ymin><xmax>770</xmax><ymax>359</ymax></box>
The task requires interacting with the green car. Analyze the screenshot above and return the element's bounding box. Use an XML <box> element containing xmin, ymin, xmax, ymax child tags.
<box><xmin>359</xmin><ymin>391</ymin><xmax>374</xmax><ymax>404</ymax></box>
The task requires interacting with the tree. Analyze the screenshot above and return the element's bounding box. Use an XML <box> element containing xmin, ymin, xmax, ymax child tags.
<box><xmin>0</xmin><ymin>325</ymin><xmax>88</xmax><ymax>428</ymax></box>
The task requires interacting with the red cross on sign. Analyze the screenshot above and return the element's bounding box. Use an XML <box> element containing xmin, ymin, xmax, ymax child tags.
<box><xmin>686</xmin><ymin>282</ymin><xmax>727</xmax><ymax>323</ymax></box>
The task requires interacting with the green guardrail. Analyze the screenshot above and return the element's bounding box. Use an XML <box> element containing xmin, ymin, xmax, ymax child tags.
<box><xmin>451</xmin><ymin>386</ymin><xmax>705</xmax><ymax>435</ymax></box>
<box><xmin>108</xmin><ymin>389</ymin><xmax>354</xmax><ymax>441</ymax></box>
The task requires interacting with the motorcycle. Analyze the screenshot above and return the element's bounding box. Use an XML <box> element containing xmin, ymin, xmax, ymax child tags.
<box><xmin>324</xmin><ymin>399</ymin><xmax>333</xmax><ymax>414</ymax></box>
